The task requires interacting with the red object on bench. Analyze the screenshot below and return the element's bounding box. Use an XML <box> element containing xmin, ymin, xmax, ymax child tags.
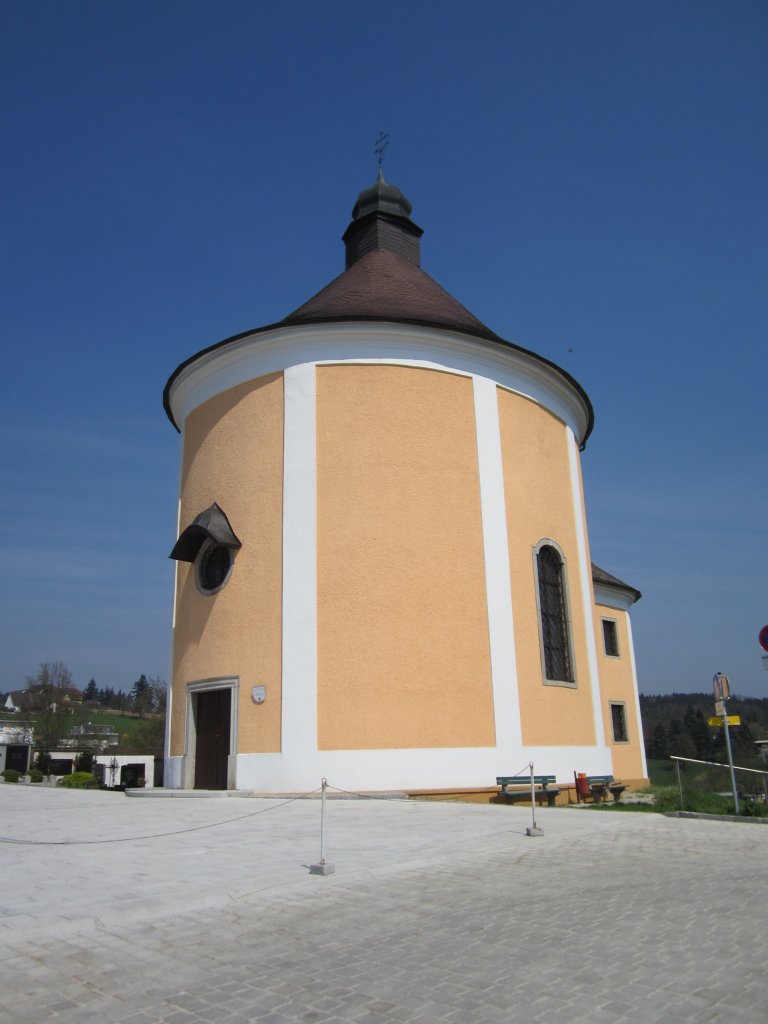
<box><xmin>575</xmin><ymin>772</ymin><xmax>590</xmax><ymax>802</ymax></box>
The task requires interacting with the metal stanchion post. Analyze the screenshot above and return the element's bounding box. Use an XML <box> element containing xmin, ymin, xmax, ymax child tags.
<box><xmin>526</xmin><ymin>761</ymin><xmax>543</xmax><ymax>837</ymax></box>
<box><xmin>675</xmin><ymin>758</ymin><xmax>684</xmax><ymax>810</ymax></box>
<box><xmin>310</xmin><ymin>778</ymin><xmax>336</xmax><ymax>875</ymax></box>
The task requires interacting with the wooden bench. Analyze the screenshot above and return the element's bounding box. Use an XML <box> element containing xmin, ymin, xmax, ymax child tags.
<box><xmin>496</xmin><ymin>775</ymin><xmax>561</xmax><ymax>807</ymax></box>
<box><xmin>575</xmin><ymin>774</ymin><xmax>627</xmax><ymax>803</ymax></box>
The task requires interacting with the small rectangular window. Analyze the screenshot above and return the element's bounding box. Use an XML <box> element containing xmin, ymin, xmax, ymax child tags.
<box><xmin>610</xmin><ymin>702</ymin><xmax>628</xmax><ymax>743</ymax></box>
<box><xmin>602</xmin><ymin>619</ymin><xmax>619</xmax><ymax>657</ymax></box>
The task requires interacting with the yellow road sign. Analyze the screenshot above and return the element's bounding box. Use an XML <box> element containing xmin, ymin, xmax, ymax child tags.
<box><xmin>707</xmin><ymin>716</ymin><xmax>741</xmax><ymax>727</ymax></box>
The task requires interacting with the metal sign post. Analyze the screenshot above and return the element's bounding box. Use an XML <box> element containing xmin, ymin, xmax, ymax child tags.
<box><xmin>722</xmin><ymin>715</ymin><xmax>739</xmax><ymax>815</ymax></box>
<box><xmin>713</xmin><ymin>672</ymin><xmax>739</xmax><ymax>815</ymax></box>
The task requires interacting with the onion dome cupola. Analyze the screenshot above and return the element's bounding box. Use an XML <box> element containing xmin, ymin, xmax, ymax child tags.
<box><xmin>343</xmin><ymin>168</ymin><xmax>423</xmax><ymax>268</ymax></box>
<box><xmin>281</xmin><ymin>171</ymin><xmax>502</xmax><ymax>343</ymax></box>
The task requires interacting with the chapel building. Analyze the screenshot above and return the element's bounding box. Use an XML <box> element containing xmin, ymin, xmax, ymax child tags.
<box><xmin>163</xmin><ymin>171</ymin><xmax>647</xmax><ymax>794</ymax></box>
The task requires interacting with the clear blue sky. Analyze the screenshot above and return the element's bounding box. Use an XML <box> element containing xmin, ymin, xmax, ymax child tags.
<box><xmin>2</xmin><ymin>1</ymin><xmax>766</xmax><ymax>698</ymax></box>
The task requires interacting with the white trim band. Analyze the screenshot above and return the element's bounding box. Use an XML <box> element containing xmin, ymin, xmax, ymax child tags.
<box><xmin>168</xmin><ymin>322</ymin><xmax>591</xmax><ymax>443</ymax></box>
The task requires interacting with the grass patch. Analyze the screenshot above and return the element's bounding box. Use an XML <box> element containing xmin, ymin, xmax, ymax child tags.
<box><xmin>590</xmin><ymin>783</ymin><xmax>768</xmax><ymax>818</ymax></box>
<box><xmin>80</xmin><ymin>711</ymin><xmax>161</xmax><ymax>738</ymax></box>
<box><xmin>588</xmin><ymin>801</ymin><xmax>657</xmax><ymax>813</ymax></box>
<box><xmin>646</xmin><ymin>759</ymin><xmax>675</xmax><ymax>786</ymax></box>
<box><xmin>646</xmin><ymin>758</ymin><xmax>710</xmax><ymax>787</ymax></box>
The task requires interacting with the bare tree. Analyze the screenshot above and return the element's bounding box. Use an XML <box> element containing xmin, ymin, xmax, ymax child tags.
<box><xmin>25</xmin><ymin>661</ymin><xmax>83</xmax><ymax>750</ymax></box>
<box><xmin>149</xmin><ymin>676</ymin><xmax>167</xmax><ymax>715</ymax></box>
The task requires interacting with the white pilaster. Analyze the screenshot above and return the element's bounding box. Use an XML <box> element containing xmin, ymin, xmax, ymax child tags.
<box><xmin>566</xmin><ymin>426</ymin><xmax>606</xmax><ymax>748</ymax></box>
<box><xmin>625</xmin><ymin>615</ymin><xmax>649</xmax><ymax>779</ymax></box>
<box><xmin>281</xmin><ymin>364</ymin><xmax>319</xmax><ymax>759</ymax></box>
<box><xmin>472</xmin><ymin>376</ymin><xmax>521</xmax><ymax>751</ymax></box>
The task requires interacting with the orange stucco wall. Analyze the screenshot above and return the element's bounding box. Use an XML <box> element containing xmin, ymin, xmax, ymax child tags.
<box><xmin>316</xmin><ymin>364</ymin><xmax>494</xmax><ymax>750</ymax></box>
<box><xmin>497</xmin><ymin>387</ymin><xmax>596</xmax><ymax>746</ymax></box>
<box><xmin>594</xmin><ymin>605</ymin><xmax>646</xmax><ymax>779</ymax></box>
<box><xmin>170</xmin><ymin>373</ymin><xmax>284</xmax><ymax>756</ymax></box>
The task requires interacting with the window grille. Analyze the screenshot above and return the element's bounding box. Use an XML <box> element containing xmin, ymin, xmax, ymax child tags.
<box><xmin>602</xmin><ymin>619</ymin><xmax>620</xmax><ymax>657</ymax></box>
<box><xmin>610</xmin><ymin>702</ymin><xmax>628</xmax><ymax>742</ymax></box>
<box><xmin>537</xmin><ymin>545</ymin><xmax>573</xmax><ymax>682</ymax></box>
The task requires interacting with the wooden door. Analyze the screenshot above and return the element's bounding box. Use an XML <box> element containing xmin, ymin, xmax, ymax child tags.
<box><xmin>194</xmin><ymin>689</ymin><xmax>231</xmax><ymax>790</ymax></box>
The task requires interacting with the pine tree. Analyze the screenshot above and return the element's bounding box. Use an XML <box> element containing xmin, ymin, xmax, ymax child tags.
<box><xmin>649</xmin><ymin>722</ymin><xmax>669</xmax><ymax>760</ymax></box>
<box><xmin>668</xmin><ymin>718</ymin><xmax>696</xmax><ymax>759</ymax></box>
<box><xmin>131</xmin><ymin>675</ymin><xmax>154</xmax><ymax>718</ymax></box>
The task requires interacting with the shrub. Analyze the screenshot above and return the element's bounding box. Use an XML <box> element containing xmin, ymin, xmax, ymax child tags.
<box><xmin>734</xmin><ymin>798</ymin><xmax>768</xmax><ymax>818</ymax></box>
<box><xmin>646</xmin><ymin>785</ymin><xmax>680</xmax><ymax>812</ymax></box>
<box><xmin>1</xmin><ymin>769</ymin><xmax>20</xmax><ymax>783</ymax></box>
<box><xmin>683</xmin><ymin>790</ymin><xmax>732</xmax><ymax>815</ymax></box>
<box><xmin>58</xmin><ymin>771</ymin><xmax>99</xmax><ymax>789</ymax></box>
<box><xmin>28</xmin><ymin>769</ymin><xmax>44</xmax><ymax>783</ymax></box>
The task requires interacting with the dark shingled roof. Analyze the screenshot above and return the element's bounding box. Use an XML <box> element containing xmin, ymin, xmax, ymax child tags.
<box><xmin>281</xmin><ymin>247</ymin><xmax>501</xmax><ymax>340</ymax></box>
<box><xmin>163</xmin><ymin>172</ymin><xmax>595</xmax><ymax>446</ymax></box>
<box><xmin>592</xmin><ymin>562</ymin><xmax>641</xmax><ymax>603</ymax></box>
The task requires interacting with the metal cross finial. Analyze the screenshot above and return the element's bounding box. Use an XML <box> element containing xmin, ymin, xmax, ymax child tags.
<box><xmin>373</xmin><ymin>131</ymin><xmax>389</xmax><ymax>169</ymax></box>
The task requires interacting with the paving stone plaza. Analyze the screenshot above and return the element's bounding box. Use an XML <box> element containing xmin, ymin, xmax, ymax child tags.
<box><xmin>1</xmin><ymin>784</ymin><xmax>766</xmax><ymax>1023</ymax></box>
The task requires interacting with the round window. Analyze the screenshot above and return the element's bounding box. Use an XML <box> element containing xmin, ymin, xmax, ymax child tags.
<box><xmin>196</xmin><ymin>542</ymin><xmax>233</xmax><ymax>595</ymax></box>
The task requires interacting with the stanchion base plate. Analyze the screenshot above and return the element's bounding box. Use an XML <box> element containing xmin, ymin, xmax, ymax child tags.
<box><xmin>309</xmin><ymin>861</ymin><xmax>336</xmax><ymax>875</ymax></box>
<box><xmin>526</xmin><ymin>827</ymin><xmax>544</xmax><ymax>837</ymax></box>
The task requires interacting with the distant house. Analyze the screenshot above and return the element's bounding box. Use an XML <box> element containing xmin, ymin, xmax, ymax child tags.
<box><xmin>0</xmin><ymin>718</ymin><xmax>34</xmax><ymax>774</ymax></box>
<box><xmin>64</xmin><ymin>722</ymin><xmax>119</xmax><ymax>752</ymax></box>
<box><xmin>10</xmin><ymin>687</ymin><xmax>83</xmax><ymax>708</ymax></box>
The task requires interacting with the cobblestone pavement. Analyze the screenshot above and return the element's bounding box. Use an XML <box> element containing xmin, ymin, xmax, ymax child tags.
<box><xmin>1</xmin><ymin>784</ymin><xmax>766</xmax><ymax>1023</ymax></box>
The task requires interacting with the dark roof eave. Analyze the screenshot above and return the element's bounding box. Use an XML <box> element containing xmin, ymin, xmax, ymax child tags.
<box><xmin>163</xmin><ymin>316</ymin><xmax>594</xmax><ymax>447</ymax></box>
<box><xmin>592</xmin><ymin>563</ymin><xmax>642</xmax><ymax>604</ymax></box>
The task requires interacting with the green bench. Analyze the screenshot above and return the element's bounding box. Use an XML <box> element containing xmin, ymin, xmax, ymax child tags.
<box><xmin>496</xmin><ymin>775</ymin><xmax>561</xmax><ymax>807</ymax></box>
<box><xmin>576</xmin><ymin>774</ymin><xmax>627</xmax><ymax>803</ymax></box>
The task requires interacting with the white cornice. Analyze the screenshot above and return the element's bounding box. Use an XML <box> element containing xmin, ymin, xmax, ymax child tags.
<box><xmin>593</xmin><ymin>583</ymin><xmax>636</xmax><ymax>612</ymax></box>
<box><xmin>167</xmin><ymin>322</ymin><xmax>592</xmax><ymax>444</ymax></box>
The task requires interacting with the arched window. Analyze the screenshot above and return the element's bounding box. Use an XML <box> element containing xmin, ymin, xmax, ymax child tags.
<box><xmin>536</xmin><ymin>544</ymin><xmax>574</xmax><ymax>683</ymax></box>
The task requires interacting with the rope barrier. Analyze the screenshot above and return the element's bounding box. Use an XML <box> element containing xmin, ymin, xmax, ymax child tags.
<box><xmin>0</xmin><ymin>786</ymin><xmax>322</xmax><ymax>846</ymax></box>
<box><xmin>1</xmin><ymin>771</ymin><xmax>531</xmax><ymax>851</ymax></box>
<box><xmin>325</xmin><ymin>782</ymin><xmax>409</xmax><ymax>800</ymax></box>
